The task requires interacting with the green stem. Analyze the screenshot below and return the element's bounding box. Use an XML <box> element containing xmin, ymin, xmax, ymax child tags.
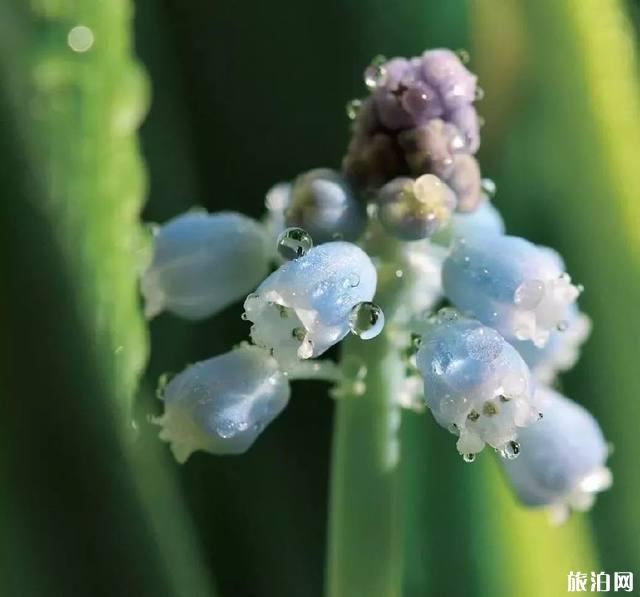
<box><xmin>326</xmin><ymin>332</ymin><xmax>405</xmax><ymax>597</ymax></box>
<box><xmin>326</xmin><ymin>230</ymin><xmax>407</xmax><ymax>597</ymax></box>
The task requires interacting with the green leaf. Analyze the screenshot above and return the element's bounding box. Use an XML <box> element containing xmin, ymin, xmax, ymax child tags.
<box><xmin>471</xmin><ymin>0</ymin><xmax>640</xmax><ymax>578</ymax></box>
<box><xmin>0</xmin><ymin>2</ymin><xmax>216</xmax><ymax>595</ymax></box>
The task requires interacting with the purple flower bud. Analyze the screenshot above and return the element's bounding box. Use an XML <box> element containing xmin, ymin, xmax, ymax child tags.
<box><xmin>447</xmin><ymin>154</ymin><xmax>482</xmax><ymax>212</ymax></box>
<box><xmin>342</xmin><ymin>129</ymin><xmax>407</xmax><ymax>191</ymax></box>
<box><xmin>421</xmin><ymin>49</ymin><xmax>477</xmax><ymax>110</ymax></box>
<box><xmin>398</xmin><ymin>119</ymin><xmax>464</xmax><ymax>179</ymax></box>
<box><xmin>285</xmin><ymin>169</ymin><xmax>365</xmax><ymax>243</ymax></box>
<box><xmin>449</xmin><ymin>105</ymin><xmax>481</xmax><ymax>153</ymax></box>
<box><xmin>377</xmin><ymin>174</ymin><xmax>457</xmax><ymax>240</ymax></box>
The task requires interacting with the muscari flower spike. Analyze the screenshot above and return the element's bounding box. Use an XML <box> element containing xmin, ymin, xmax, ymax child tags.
<box><xmin>155</xmin><ymin>344</ymin><xmax>290</xmax><ymax>463</ymax></box>
<box><xmin>243</xmin><ymin>240</ymin><xmax>379</xmax><ymax>370</ymax></box>
<box><xmin>415</xmin><ymin>309</ymin><xmax>540</xmax><ymax>460</ymax></box>
<box><xmin>442</xmin><ymin>234</ymin><xmax>582</xmax><ymax>347</ymax></box>
<box><xmin>500</xmin><ymin>385</ymin><xmax>612</xmax><ymax>523</ymax></box>
<box><xmin>141</xmin><ymin>211</ymin><xmax>270</xmax><ymax>320</ymax></box>
<box><xmin>143</xmin><ymin>45</ymin><xmax>610</xmax><ymax>524</ymax></box>
<box><xmin>513</xmin><ymin>306</ymin><xmax>591</xmax><ymax>384</ymax></box>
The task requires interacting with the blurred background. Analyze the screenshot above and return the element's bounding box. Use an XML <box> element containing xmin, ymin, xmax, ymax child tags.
<box><xmin>1</xmin><ymin>0</ymin><xmax>639</xmax><ymax>595</ymax></box>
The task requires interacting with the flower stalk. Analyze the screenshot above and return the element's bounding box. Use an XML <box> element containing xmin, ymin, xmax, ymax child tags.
<box><xmin>326</xmin><ymin>229</ymin><xmax>408</xmax><ymax>597</ymax></box>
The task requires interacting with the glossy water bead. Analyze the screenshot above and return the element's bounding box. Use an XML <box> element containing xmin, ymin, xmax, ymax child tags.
<box><xmin>416</xmin><ymin>310</ymin><xmax>540</xmax><ymax>459</ymax></box>
<box><xmin>141</xmin><ymin>211</ymin><xmax>270</xmax><ymax>320</ymax></box>
<box><xmin>501</xmin><ymin>386</ymin><xmax>612</xmax><ymax>522</ymax></box>
<box><xmin>348</xmin><ymin>301</ymin><xmax>385</xmax><ymax>340</ymax></box>
<box><xmin>276</xmin><ymin>227</ymin><xmax>313</xmax><ymax>260</ymax></box>
<box><xmin>442</xmin><ymin>235</ymin><xmax>581</xmax><ymax>347</ymax></box>
<box><xmin>244</xmin><ymin>241</ymin><xmax>377</xmax><ymax>370</ymax></box>
<box><xmin>155</xmin><ymin>345</ymin><xmax>290</xmax><ymax>463</ymax></box>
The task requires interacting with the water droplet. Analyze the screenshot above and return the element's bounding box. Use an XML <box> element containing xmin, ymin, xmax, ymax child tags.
<box><xmin>500</xmin><ymin>440</ymin><xmax>520</xmax><ymax>460</ymax></box>
<box><xmin>241</xmin><ymin>312</ymin><xmax>248</xmax><ymax>321</ymax></box>
<box><xmin>395</xmin><ymin>269</ymin><xmax>404</xmax><ymax>278</ymax></box>
<box><xmin>346</xmin><ymin>98</ymin><xmax>362</xmax><ymax>120</ymax></box>
<box><xmin>456</xmin><ymin>48</ymin><xmax>471</xmax><ymax>64</ymax></box>
<box><xmin>448</xmin><ymin>423</ymin><xmax>459</xmax><ymax>434</ymax></box>
<box><xmin>514</xmin><ymin>279</ymin><xmax>545</xmax><ymax>309</ymax></box>
<box><xmin>462</xmin><ymin>453</ymin><xmax>476</xmax><ymax>463</ymax></box>
<box><xmin>348</xmin><ymin>302</ymin><xmax>385</xmax><ymax>340</ymax></box>
<box><xmin>277</xmin><ymin>227</ymin><xmax>313</xmax><ymax>260</ymax></box>
<box><xmin>216</xmin><ymin>418</ymin><xmax>239</xmax><ymax>439</ymax></box>
<box><xmin>474</xmin><ymin>86</ymin><xmax>485</xmax><ymax>101</ymax></box>
<box><xmin>557</xmin><ymin>320</ymin><xmax>569</xmax><ymax>332</ymax></box>
<box><xmin>364</xmin><ymin>55</ymin><xmax>388</xmax><ymax>90</ymax></box>
<box><xmin>67</xmin><ymin>25</ymin><xmax>94</xmax><ymax>53</ymax></box>
<box><xmin>538</xmin><ymin>411</ymin><xmax>544</xmax><ymax>420</ymax></box>
<box><xmin>576</xmin><ymin>284</ymin><xmax>585</xmax><ymax>293</ymax></box>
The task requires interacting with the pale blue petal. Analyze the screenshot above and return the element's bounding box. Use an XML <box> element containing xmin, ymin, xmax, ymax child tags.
<box><xmin>156</xmin><ymin>345</ymin><xmax>289</xmax><ymax>462</ymax></box>
<box><xmin>141</xmin><ymin>211</ymin><xmax>270</xmax><ymax>320</ymax></box>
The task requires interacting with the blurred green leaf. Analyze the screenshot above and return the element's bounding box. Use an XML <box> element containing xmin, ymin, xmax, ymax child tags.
<box><xmin>472</xmin><ymin>0</ymin><xmax>640</xmax><ymax>574</ymax></box>
<box><xmin>0</xmin><ymin>2</ymin><xmax>215</xmax><ymax>595</ymax></box>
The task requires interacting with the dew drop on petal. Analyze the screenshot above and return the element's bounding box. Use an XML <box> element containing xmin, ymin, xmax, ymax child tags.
<box><xmin>463</xmin><ymin>453</ymin><xmax>476</xmax><ymax>463</ymax></box>
<box><xmin>474</xmin><ymin>86</ymin><xmax>485</xmax><ymax>101</ymax></box>
<box><xmin>277</xmin><ymin>227</ymin><xmax>313</xmax><ymax>260</ymax></box>
<box><xmin>346</xmin><ymin>98</ymin><xmax>362</xmax><ymax>120</ymax></box>
<box><xmin>67</xmin><ymin>25</ymin><xmax>94</xmax><ymax>53</ymax></box>
<box><xmin>348</xmin><ymin>301</ymin><xmax>385</xmax><ymax>340</ymax></box>
<box><xmin>364</xmin><ymin>55</ymin><xmax>388</xmax><ymax>90</ymax></box>
<box><xmin>500</xmin><ymin>440</ymin><xmax>521</xmax><ymax>460</ymax></box>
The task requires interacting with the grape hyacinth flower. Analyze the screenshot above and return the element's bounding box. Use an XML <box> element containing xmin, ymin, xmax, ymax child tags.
<box><xmin>448</xmin><ymin>197</ymin><xmax>505</xmax><ymax>240</ymax></box>
<box><xmin>343</xmin><ymin>49</ymin><xmax>482</xmax><ymax>211</ymax></box>
<box><xmin>416</xmin><ymin>309</ymin><xmax>539</xmax><ymax>459</ymax></box>
<box><xmin>513</xmin><ymin>307</ymin><xmax>591</xmax><ymax>384</ymax></box>
<box><xmin>376</xmin><ymin>174</ymin><xmax>457</xmax><ymax>240</ymax></box>
<box><xmin>284</xmin><ymin>169</ymin><xmax>366</xmax><ymax>243</ymax></box>
<box><xmin>155</xmin><ymin>345</ymin><xmax>290</xmax><ymax>463</ymax></box>
<box><xmin>501</xmin><ymin>386</ymin><xmax>612</xmax><ymax>523</ymax></box>
<box><xmin>141</xmin><ymin>211</ymin><xmax>270</xmax><ymax>320</ymax></box>
<box><xmin>244</xmin><ymin>241</ymin><xmax>378</xmax><ymax>370</ymax></box>
<box><xmin>442</xmin><ymin>235</ymin><xmax>582</xmax><ymax>347</ymax></box>
<box><xmin>144</xmin><ymin>46</ymin><xmax>611</xmax><ymax>527</ymax></box>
